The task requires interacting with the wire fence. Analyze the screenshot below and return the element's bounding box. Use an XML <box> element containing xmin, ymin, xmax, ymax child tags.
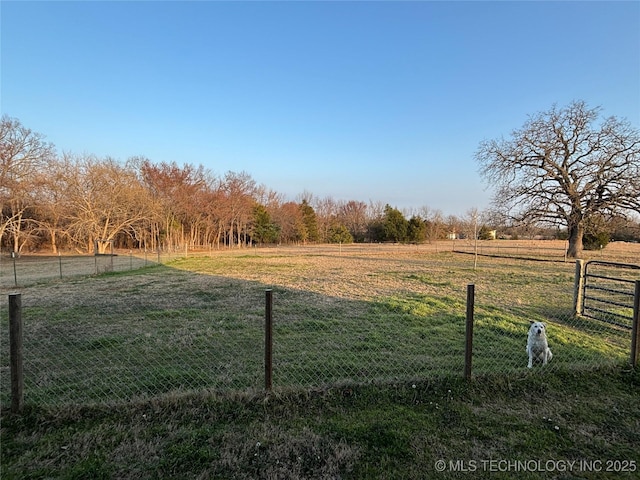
<box><xmin>0</xmin><ymin>250</ymin><xmax>203</xmax><ymax>288</ymax></box>
<box><xmin>1</xmin><ymin>247</ymin><xmax>638</xmax><ymax>410</ymax></box>
<box><xmin>453</xmin><ymin>240</ymin><xmax>569</xmax><ymax>262</ymax></box>
<box><xmin>3</xmin><ymin>240</ymin><xmax>639</xmax><ymax>288</ymax></box>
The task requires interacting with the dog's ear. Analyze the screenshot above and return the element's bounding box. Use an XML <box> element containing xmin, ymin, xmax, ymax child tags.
<box><xmin>529</xmin><ymin>320</ymin><xmax>535</xmax><ymax>325</ymax></box>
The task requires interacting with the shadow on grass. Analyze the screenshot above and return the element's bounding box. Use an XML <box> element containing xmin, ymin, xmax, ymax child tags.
<box><xmin>0</xmin><ymin>256</ymin><xmax>631</xmax><ymax>409</ymax></box>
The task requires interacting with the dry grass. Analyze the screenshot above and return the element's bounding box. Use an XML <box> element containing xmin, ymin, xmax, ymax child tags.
<box><xmin>1</xmin><ymin>241</ymin><xmax>636</xmax><ymax>409</ymax></box>
<box><xmin>2</xmin><ymin>239</ymin><xmax>639</xmax><ymax>288</ymax></box>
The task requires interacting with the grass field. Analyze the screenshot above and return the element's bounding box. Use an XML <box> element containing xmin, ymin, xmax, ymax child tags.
<box><xmin>1</xmin><ymin>242</ymin><xmax>639</xmax><ymax>478</ymax></box>
<box><xmin>0</xmin><ymin>242</ymin><xmax>637</xmax><ymax>408</ymax></box>
<box><xmin>1</xmin><ymin>243</ymin><xmax>638</xmax><ymax>406</ymax></box>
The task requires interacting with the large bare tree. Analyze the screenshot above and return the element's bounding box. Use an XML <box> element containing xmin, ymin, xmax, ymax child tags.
<box><xmin>63</xmin><ymin>155</ymin><xmax>153</xmax><ymax>253</ymax></box>
<box><xmin>0</xmin><ymin>116</ymin><xmax>55</xmax><ymax>253</ymax></box>
<box><xmin>475</xmin><ymin>101</ymin><xmax>640</xmax><ymax>258</ymax></box>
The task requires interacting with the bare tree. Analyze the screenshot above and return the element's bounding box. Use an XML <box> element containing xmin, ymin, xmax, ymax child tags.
<box><xmin>273</xmin><ymin>201</ymin><xmax>306</xmax><ymax>244</ymax></box>
<box><xmin>139</xmin><ymin>160</ymin><xmax>213</xmax><ymax>250</ymax></box>
<box><xmin>63</xmin><ymin>155</ymin><xmax>152</xmax><ymax>253</ymax></box>
<box><xmin>0</xmin><ymin>116</ymin><xmax>55</xmax><ymax>253</ymax></box>
<box><xmin>338</xmin><ymin>200</ymin><xmax>368</xmax><ymax>242</ymax></box>
<box><xmin>313</xmin><ymin>196</ymin><xmax>339</xmax><ymax>243</ymax></box>
<box><xmin>220</xmin><ymin>171</ymin><xmax>257</xmax><ymax>248</ymax></box>
<box><xmin>461</xmin><ymin>208</ymin><xmax>487</xmax><ymax>270</ymax></box>
<box><xmin>33</xmin><ymin>158</ymin><xmax>73</xmax><ymax>253</ymax></box>
<box><xmin>476</xmin><ymin>101</ymin><xmax>640</xmax><ymax>258</ymax></box>
<box><xmin>419</xmin><ymin>206</ymin><xmax>446</xmax><ymax>242</ymax></box>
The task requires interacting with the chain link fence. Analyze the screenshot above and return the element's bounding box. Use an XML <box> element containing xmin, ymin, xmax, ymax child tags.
<box><xmin>1</xmin><ymin>245</ymin><xmax>638</xmax><ymax>409</ymax></box>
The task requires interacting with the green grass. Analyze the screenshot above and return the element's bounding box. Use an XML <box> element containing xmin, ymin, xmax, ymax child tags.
<box><xmin>2</xmin><ymin>368</ymin><xmax>638</xmax><ymax>479</ymax></box>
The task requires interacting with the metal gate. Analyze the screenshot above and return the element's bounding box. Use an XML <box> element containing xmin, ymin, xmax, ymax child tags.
<box><xmin>581</xmin><ymin>260</ymin><xmax>640</xmax><ymax>329</ymax></box>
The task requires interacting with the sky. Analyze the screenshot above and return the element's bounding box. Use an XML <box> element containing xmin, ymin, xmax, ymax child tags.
<box><xmin>1</xmin><ymin>1</ymin><xmax>639</xmax><ymax>216</ymax></box>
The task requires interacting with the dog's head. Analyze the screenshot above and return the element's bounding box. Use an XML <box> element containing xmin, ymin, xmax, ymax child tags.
<box><xmin>529</xmin><ymin>321</ymin><xmax>547</xmax><ymax>337</ymax></box>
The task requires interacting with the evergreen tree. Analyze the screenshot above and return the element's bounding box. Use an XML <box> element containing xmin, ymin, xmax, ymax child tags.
<box><xmin>251</xmin><ymin>204</ymin><xmax>279</xmax><ymax>244</ymax></box>
<box><xmin>327</xmin><ymin>223</ymin><xmax>353</xmax><ymax>244</ymax></box>
<box><xmin>300</xmin><ymin>200</ymin><xmax>319</xmax><ymax>243</ymax></box>
<box><xmin>407</xmin><ymin>215</ymin><xmax>426</xmax><ymax>243</ymax></box>
<box><xmin>382</xmin><ymin>205</ymin><xmax>408</xmax><ymax>242</ymax></box>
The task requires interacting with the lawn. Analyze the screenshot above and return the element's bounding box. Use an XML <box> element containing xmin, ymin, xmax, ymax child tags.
<box><xmin>1</xmin><ymin>368</ymin><xmax>639</xmax><ymax>479</ymax></box>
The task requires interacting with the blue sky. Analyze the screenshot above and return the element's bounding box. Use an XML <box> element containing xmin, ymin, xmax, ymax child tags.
<box><xmin>2</xmin><ymin>1</ymin><xmax>639</xmax><ymax>215</ymax></box>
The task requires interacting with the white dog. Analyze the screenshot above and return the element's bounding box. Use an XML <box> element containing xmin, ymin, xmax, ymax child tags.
<box><xmin>526</xmin><ymin>321</ymin><xmax>553</xmax><ymax>368</ymax></box>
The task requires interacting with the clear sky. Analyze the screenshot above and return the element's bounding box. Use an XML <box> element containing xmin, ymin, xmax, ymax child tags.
<box><xmin>2</xmin><ymin>1</ymin><xmax>639</xmax><ymax>215</ymax></box>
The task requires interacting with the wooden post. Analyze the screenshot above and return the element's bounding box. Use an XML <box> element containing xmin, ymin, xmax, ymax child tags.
<box><xmin>265</xmin><ymin>289</ymin><xmax>273</xmax><ymax>391</ymax></box>
<box><xmin>9</xmin><ymin>294</ymin><xmax>24</xmax><ymax>413</ymax></box>
<box><xmin>573</xmin><ymin>259</ymin><xmax>585</xmax><ymax>316</ymax></box>
<box><xmin>59</xmin><ymin>253</ymin><xmax>63</xmax><ymax>279</ymax></box>
<box><xmin>464</xmin><ymin>284</ymin><xmax>475</xmax><ymax>380</ymax></box>
<box><xmin>631</xmin><ymin>281</ymin><xmax>640</xmax><ymax>368</ymax></box>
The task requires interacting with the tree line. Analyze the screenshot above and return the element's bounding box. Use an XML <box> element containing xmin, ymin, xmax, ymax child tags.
<box><xmin>0</xmin><ymin>116</ymin><xmax>468</xmax><ymax>254</ymax></box>
<box><xmin>2</xmin><ymin>111</ymin><xmax>639</xmax><ymax>255</ymax></box>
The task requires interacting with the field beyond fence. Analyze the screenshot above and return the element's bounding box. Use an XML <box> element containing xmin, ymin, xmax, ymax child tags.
<box><xmin>1</xmin><ymin>241</ymin><xmax>639</xmax><ymax>409</ymax></box>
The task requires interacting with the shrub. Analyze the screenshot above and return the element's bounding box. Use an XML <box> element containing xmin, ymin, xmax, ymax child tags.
<box><xmin>583</xmin><ymin>231</ymin><xmax>610</xmax><ymax>250</ymax></box>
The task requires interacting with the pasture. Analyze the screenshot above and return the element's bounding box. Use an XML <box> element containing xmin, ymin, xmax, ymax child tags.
<box><xmin>1</xmin><ymin>241</ymin><xmax>638</xmax><ymax>408</ymax></box>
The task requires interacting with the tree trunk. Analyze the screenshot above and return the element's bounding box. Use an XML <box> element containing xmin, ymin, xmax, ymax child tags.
<box><xmin>51</xmin><ymin>230</ymin><xmax>58</xmax><ymax>254</ymax></box>
<box><xmin>567</xmin><ymin>221</ymin><xmax>584</xmax><ymax>258</ymax></box>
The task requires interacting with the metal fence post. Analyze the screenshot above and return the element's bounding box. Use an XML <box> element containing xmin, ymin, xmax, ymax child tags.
<box><xmin>573</xmin><ymin>259</ymin><xmax>585</xmax><ymax>316</ymax></box>
<box><xmin>9</xmin><ymin>294</ymin><xmax>24</xmax><ymax>413</ymax></box>
<box><xmin>464</xmin><ymin>284</ymin><xmax>475</xmax><ymax>380</ymax></box>
<box><xmin>631</xmin><ymin>280</ymin><xmax>640</xmax><ymax>368</ymax></box>
<box><xmin>12</xmin><ymin>252</ymin><xmax>18</xmax><ymax>287</ymax></box>
<box><xmin>265</xmin><ymin>289</ymin><xmax>273</xmax><ymax>391</ymax></box>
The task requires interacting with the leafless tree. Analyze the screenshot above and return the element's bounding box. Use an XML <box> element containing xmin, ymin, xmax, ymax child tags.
<box><xmin>476</xmin><ymin>101</ymin><xmax>640</xmax><ymax>257</ymax></box>
<box><xmin>273</xmin><ymin>201</ymin><xmax>306</xmax><ymax>244</ymax></box>
<box><xmin>219</xmin><ymin>171</ymin><xmax>257</xmax><ymax>248</ymax></box>
<box><xmin>63</xmin><ymin>155</ymin><xmax>152</xmax><ymax>253</ymax></box>
<box><xmin>338</xmin><ymin>200</ymin><xmax>368</xmax><ymax>242</ymax></box>
<box><xmin>32</xmin><ymin>157</ymin><xmax>73</xmax><ymax>253</ymax></box>
<box><xmin>313</xmin><ymin>196</ymin><xmax>339</xmax><ymax>243</ymax></box>
<box><xmin>461</xmin><ymin>208</ymin><xmax>489</xmax><ymax>270</ymax></box>
<box><xmin>0</xmin><ymin>116</ymin><xmax>55</xmax><ymax>253</ymax></box>
<box><xmin>139</xmin><ymin>159</ymin><xmax>213</xmax><ymax>250</ymax></box>
<box><xmin>419</xmin><ymin>206</ymin><xmax>446</xmax><ymax>242</ymax></box>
